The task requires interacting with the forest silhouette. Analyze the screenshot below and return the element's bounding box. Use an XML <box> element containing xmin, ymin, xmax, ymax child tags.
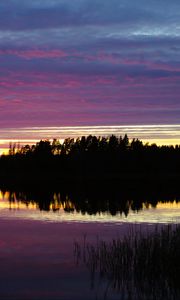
<box><xmin>0</xmin><ymin>134</ymin><xmax>180</xmax><ymax>185</ymax></box>
<box><xmin>0</xmin><ymin>134</ymin><xmax>180</xmax><ymax>212</ymax></box>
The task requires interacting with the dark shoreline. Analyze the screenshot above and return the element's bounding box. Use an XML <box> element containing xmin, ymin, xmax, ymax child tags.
<box><xmin>0</xmin><ymin>169</ymin><xmax>180</xmax><ymax>186</ymax></box>
<box><xmin>0</xmin><ymin>134</ymin><xmax>180</xmax><ymax>194</ymax></box>
<box><xmin>0</xmin><ymin>170</ymin><xmax>180</xmax><ymax>216</ymax></box>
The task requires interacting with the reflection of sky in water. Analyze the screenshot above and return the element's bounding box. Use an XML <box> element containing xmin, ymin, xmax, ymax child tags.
<box><xmin>0</xmin><ymin>191</ymin><xmax>180</xmax><ymax>224</ymax></box>
<box><xmin>0</xmin><ymin>190</ymin><xmax>179</xmax><ymax>299</ymax></box>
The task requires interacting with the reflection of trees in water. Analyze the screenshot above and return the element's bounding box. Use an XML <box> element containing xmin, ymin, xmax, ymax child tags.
<box><xmin>74</xmin><ymin>225</ymin><xmax>180</xmax><ymax>300</ymax></box>
<box><xmin>5</xmin><ymin>190</ymin><xmax>75</xmax><ymax>212</ymax></box>
<box><xmin>2</xmin><ymin>186</ymin><xmax>180</xmax><ymax>216</ymax></box>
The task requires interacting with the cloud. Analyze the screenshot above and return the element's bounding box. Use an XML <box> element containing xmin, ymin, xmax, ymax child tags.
<box><xmin>0</xmin><ymin>49</ymin><xmax>67</xmax><ymax>59</ymax></box>
<box><xmin>0</xmin><ymin>0</ymin><xmax>179</xmax><ymax>32</ymax></box>
<box><xmin>0</xmin><ymin>1</ymin><xmax>180</xmax><ymax>128</ymax></box>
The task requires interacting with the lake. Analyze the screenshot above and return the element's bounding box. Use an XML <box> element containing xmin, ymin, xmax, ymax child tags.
<box><xmin>0</xmin><ymin>188</ymin><xmax>179</xmax><ymax>299</ymax></box>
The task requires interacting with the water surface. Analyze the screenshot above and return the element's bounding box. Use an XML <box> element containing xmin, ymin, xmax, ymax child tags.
<box><xmin>0</xmin><ymin>188</ymin><xmax>179</xmax><ymax>299</ymax></box>
<box><xmin>0</xmin><ymin>190</ymin><xmax>180</xmax><ymax>224</ymax></box>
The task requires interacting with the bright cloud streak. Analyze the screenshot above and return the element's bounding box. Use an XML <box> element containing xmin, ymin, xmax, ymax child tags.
<box><xmin>0</xmin><ymin>124</ymin><xmax>180</xmax><ymax>154</ymax></box>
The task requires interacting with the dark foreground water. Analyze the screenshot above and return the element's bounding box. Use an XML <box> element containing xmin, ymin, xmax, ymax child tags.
<box><xmin>0</xmin><ymin>189</ymin><xmax>179</xmax><ymax>299</ymax></box>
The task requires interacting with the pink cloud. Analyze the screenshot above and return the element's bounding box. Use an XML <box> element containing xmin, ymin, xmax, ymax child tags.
<box><xmin>123</xmin><ymin>58</ymin><xmax>180</xmax><ymax>72</ymax></box>
<box><xmin>0</xmin><ymin>49</ymin><xmax>67</xmax><ymax>59</ymax></box>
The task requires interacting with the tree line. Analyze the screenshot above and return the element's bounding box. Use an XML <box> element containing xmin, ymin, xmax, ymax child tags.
<box><xmin>1</xmin><ymin>134</ymin><xmax>180</xmax><ymax>182</ymax></box>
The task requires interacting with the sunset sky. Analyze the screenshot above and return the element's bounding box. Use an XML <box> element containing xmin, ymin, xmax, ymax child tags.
<box><xmin>0</xmin><ymin>0</ymin><xmax>180</xmax><ymax>149</ymax></box>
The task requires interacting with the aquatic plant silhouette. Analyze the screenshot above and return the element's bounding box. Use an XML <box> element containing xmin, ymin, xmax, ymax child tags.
<box><xmin>74</xmin><ymin>225</ymin><xmax>180</xmax><ymax>300</ymax></box>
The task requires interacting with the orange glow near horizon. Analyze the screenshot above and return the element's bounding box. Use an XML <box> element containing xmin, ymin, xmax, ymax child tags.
<box><xmin>0</xmin><ymin>124</ymin><xmax>180</xmax><ymax>155</ymax></box>
<box><xmin>0</xmin><ymin>138</ymin><xmax>179</xmax><ymax>156</ymax></box>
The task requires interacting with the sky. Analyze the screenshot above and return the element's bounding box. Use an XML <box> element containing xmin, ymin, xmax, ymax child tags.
<box><xmin>0</xmin><ymin>0</ymin><xmax>180</xmax><ymax>148</ymax></box>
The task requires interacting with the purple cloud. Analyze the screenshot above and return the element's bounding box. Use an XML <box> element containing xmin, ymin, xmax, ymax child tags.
<box><xmin>0</xmin><ymin>0</ymin><xmax>179</xmax><ymax>129</ymax></box>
